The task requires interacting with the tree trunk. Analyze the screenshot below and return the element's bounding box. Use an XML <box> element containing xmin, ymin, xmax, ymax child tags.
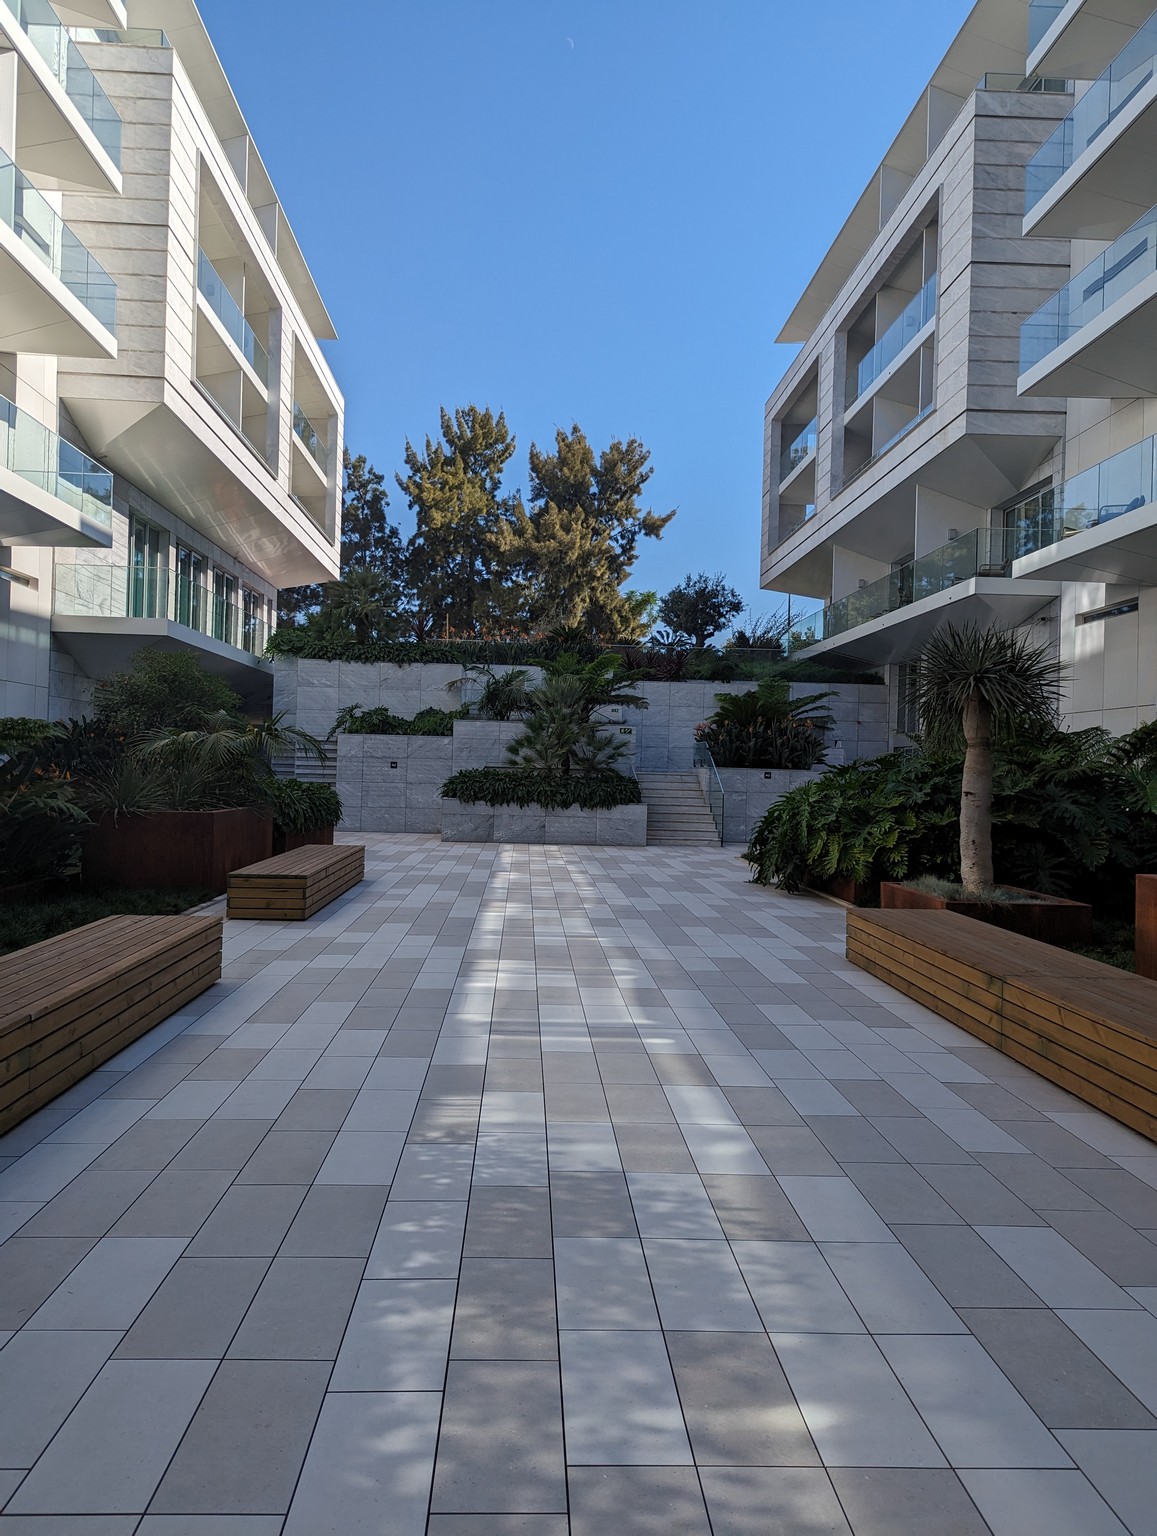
<box><xmin>960</xmin><ymin>691</ymin><xmax>994</xmax><ymax>893</ymax></box>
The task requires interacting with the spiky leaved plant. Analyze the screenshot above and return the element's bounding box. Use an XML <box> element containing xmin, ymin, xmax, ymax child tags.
<box><xmin>912</xmin><ymin>622</ymin><xmax>1063</xmax><ymax>894</ymax></box>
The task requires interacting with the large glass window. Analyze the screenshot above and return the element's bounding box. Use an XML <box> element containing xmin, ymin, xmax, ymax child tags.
<box><xmin>213</xmin><ymin>569</ymin><xmax>237</xmax><ymax>646</ymax></box>
<box><xmin>129</xmin><ymin>518</ymin><xmax>165</xmax><ymax>618</ymax></box>
<box><xmin>175</xmin><ymin>544</ymin><xmax>205</xmax><ymax>631</ymax></box>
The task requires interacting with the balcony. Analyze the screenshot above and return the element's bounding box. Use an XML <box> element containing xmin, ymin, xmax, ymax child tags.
<box><xmin>52</xmin><ymin>562</ymin><xmax>273</xmax><ymax>703</ymax></box>
<box><xmin>796</xmin><ymin>526</ymin><xmax>1061</xmax><ymax>664</ymax></box>
<box><xmin>1028</xmin><ymin>0</ymin><xmax>1157</xmax><ymax>83</ymax></box>
<box><xmin>0</xmin><ymin>393</ymin><xmax>112</xmax><ymax>546</ymax></box>
<box><xmin>1007</xmin><ymin>434</ymin><xmax>1157</xmax><ymax>584</ymax></box>
<box><xmin>0</xmin><ymin>148</ymin><xmax>116</xmax><ymax>355</ymax></box>
<box><xmin>196</xmin><ymin>249</ymin><xmax>270</xmax><ymax>386</ymax></box>
<box><xmin>1020</xmin><ymin>203</ymin><xmax>1157</xmax><ymax>395</ymax></box>
<box><xmin>847</xmin><ymin>275</ymin><xmax>938</xmax><ymax>409</ymax></box>
<box><xmin>0</xmin><ymin>0</ymin><xmax>122</xmax><ymax>190</ymax></box>
<box><xmin>293</xmin><ymin>403</ymin><xmax>328</xmax><ymax>477</ymax></box>
<box><xmin>1025</xmin><ymin>13</ymin><xmax>1157</xmax><ymax>238</ymax></box>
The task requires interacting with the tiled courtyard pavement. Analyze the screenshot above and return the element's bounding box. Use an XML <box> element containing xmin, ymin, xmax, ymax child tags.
<box><xmin>2</xmin><ymin>837</ymin><xmax>1157</xmax><ymax>1533</ymax></box>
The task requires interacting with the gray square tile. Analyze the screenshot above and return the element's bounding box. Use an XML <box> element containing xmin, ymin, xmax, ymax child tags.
<box><xmin>28</xmin><ymin>1237</ymin><xmax>187</xmax><ymax>1330</ymax></box>
<box><xmin>568</xmin><ymin>1466</ymin><xmax>709</xmax><ymax>1535</ymax></box>
<box><xmin>279</xmin><ymin>1183</ymin><xmax>389</xmax><ymax>1257</ymax></box>
<box><xmin>315</xmin><ymin>1131</ymin><xmax>405</xmax><ymax>1185</ymax></box>
<box><xmin>667</xmin><ymin>1331</ymin><xmax>819</xmax><ymax>1466</ymax></box>
<box><xmin>110</xmin><ymin>1170</ymin><xmax>234</xmax><ymax>1237</ymax></box>
<box><xmin>464</xmin><ymin>1187</ymin><xmax>552</xmax><ymax>1258</ymax></box>
<box><xmin>613</xmin><ymin>1124</ymin><xmax>695</xmax><ymax>1173</ymax></box>
<box><xmin>227</xmin><ymin>1256</ymin><xmax>362</xmax><ymax>1359</ymax></box>
<box><xmin>234</xmin><ymin>1132</ymin><xmax>337</xmax><ymax>1185</ymax></box>
<box><xmin>185</xmin><ymin>1186</ymin><xmax>307</xmax><ymax>1257</ymax></box>
<box><xmin>0</xmin><ymin>1236</ymin><xmax>96</xmax><ymax>1329</ymax></box>
<box><xmin>431</xmin><ymin>1360</ymin><xmax>565</xmax><ymax>1514</ymax></box>
<box><xmin>273</xmin><ymin>1088</ymin><xmax>359</xmax><ymax>1132</ymax></box>
<box><xmin>746</xmin><ymin>1126</ymin><xmax>842</xmax><ymax>1175</ymax></box>
<box><xmin>778</xmin><ymin>1176</ymin><xmax>894</xmax><ymax>1241</ymax></box>
<box><xmin>151</xmin><ymin>1360</ymin><xmax>332</xmax><ymax>1514</ymax></box>
<box><xmin>976</xmin><ymin>1226</ymin><xmax>1135</xmax><ymax>1308</ymax></box>
<box><xmin>559</xmin><ymin>1330</ymin><xmax>690</xmax><ymax>1465</ymax></box>
<box><xmin>701</xmin><ymin>1173</ymin><xmax>810</xmax><ymax>1241</ymax></box>
<box><xmin>624</xmin><ymin>1173</ymin><xmax>724</xmax><ymax>1239</ymax></box>
<box><xmin>641</xmin><ymin>1238</ymin><xmax>763</xmax><ymax>1331</ymax></box>
<box><xmin>0</xmin><ymin>1329</ymin><xmax>120</xmax><ymax>1468</ymax></box>
<box><xmin>731</xmin><ymin>1240</ymin><xmax>864</xmax><ymax>1333</ymax></box>
<box><xmin>819</xmin><ymin>1242</ymin><xmax>966</xmax><ymax>1334</ymax></box>
<box><xmin>1055</xmin><ymin>1429</ymin><xmax>1157</xmax><ymax>1536</ymax></box>
<box><xmin>893</xmin><ymin>1225</ymin><xmax>1048</xmax><ymax>1308</ymax></box>
<box><xmin>554</xmin><ymin>1238</ymin><xmax>659</xmax><ymax>1330</ymax></box>
<box><xmin>389</xmin><ymin>1144</ymin><xmax>474</xmax><ymax>1201</ymax></box>
<box><xmin>829</xmin><ymin>1469</ymin><xmax>990</xmax><ymax>1535</ymax></box>
<box><xmin>116</xmin><ymin>1257</ymin><xmax>269</xmax><ymax>1360</ymax></box>
<box><xmin>18</xmin><ymin>1170</ymin><xmax>155</xmax><ymax>1238</ymax></box>
<box><xmin>452</xmin><ymin>1257</ymin><xmax>557</xmax><ymax>1359</ymax></box>
<box><xmin>700</xmin><ymin>1467</ymin><xmax>848</xmax><ymax>1534</ymax></box>
<box><xmin>549</xmin><ymin>1172</ymin><xmax>637</xmax><ymax>1237</ymax></box>
<box><xmin>959</xmin><ymin>1469</ymin><xmax>1130</xmax><ymax>1536</ymax></box>
<box><xmin>90</xmin><ymin>1120</ymin><xmax>203</xmax><ymax>1172</ymax></box>
<box><xmin>168</xmin><ymin>1120</ymin><xmax>275</xmax><ymax>1172</ymax></box>
<box><xmin>330</xmin><ymin>1279</ymin><xmax>455</xmax><ymax>1389</ymax></box>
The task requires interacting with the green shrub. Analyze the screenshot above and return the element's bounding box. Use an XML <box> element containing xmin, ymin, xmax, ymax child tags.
<box><xmin>0</xmin><ymin>886</ymin><xmax>212</xmax><ymax>957</ymax></box>
<box><xmin>441</xmin><ymin>768</ymin><xmax>641</xmax><ymax>811</ymax></box>
<box><xmin>262</xmin><ymin>778</ymin><xmax>343</xmax><ymax>832</ymax></box>
<box><xmin>330</xmin><ymin>704</ymin><xmax>466</xmax><ymax>736</ymax></box>
<box><xmin>94</xmin><ymin>649</ymin><xmax>242</xmax><ymax>734</ymax></box>
<box><xmin>0</xmin><ymin>719</ymin><xmax>88</xmax><ymax>886</ymax></box>
<box><xmin>695</xmin><ymin>680</ymin><xmax>835</xmax><ymax>769</ymax></box>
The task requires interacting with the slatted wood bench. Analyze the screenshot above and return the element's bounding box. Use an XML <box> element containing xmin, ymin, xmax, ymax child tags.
<box><xmin>226</xmin><ymin>843</ymin><xmax>365</xmax><ymax>922</ymax></box>
<box><xmin>848</xmin><ymin>907</ymin><xmax>1157</xmax><ymax>1143</ymax></box>
<box><xmin>0</xmin><ymin>913</ymin><xmax>223</xmax><ymax>1136</ymax></box>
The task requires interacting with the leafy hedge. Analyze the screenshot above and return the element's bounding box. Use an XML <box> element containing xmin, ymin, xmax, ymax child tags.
<box><xmin>262</xmin><ymin>779</ymin><xmax>343</xmax><ymax>832</ymax></box>
<box><xmin>331</xmin><ymin>704</ymin><xmax>465</xmax><ymax>736</ymax></box>
<box><xmin>441</xmin><ymin>768</ymin><xmax>642</xmax><ymax>811</ymax></box>
<box><xmin>746</xmin><ymin>730</ymin><xmax>1157</xmax><ymax>913</ymax></box>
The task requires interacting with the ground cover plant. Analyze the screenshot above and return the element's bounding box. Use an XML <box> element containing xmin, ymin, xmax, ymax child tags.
<box><xmin>694</xmin><ymin>679</ymin><xmax>835</xmax><ymax>770</ymax></box>
<box><xmin>440</xmin><ymin>767</ymin><xmax>641</xmax><ymax>811</ymax></box>
<box><xmin>329</xmin><ymin>704</ymin><xmax>467</xmax><ymax>736</ymax></box>
<box><xmin>0</xmin><ymin>886</ymin><xmax>213</xmax><ymax>957</ymax></box>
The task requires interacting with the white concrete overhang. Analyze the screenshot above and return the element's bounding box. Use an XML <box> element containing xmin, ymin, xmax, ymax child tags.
<box><xmin>51</xmin><ymin>615</ymin><xmax>273</xmax><ymax>704</ymax></box>
<box><xmin>1019</xmin><ymin>263</ymin><xmax>1157</xmax><ymax>396</ymax></box>
<box><xmin>777</xmin><ymin>0</ymin><xmax>1037</xmax><ymax>344</ymax></box>
<box><xmin>131</xmin><ymin>0</ymin><xmax>337</xmax><ymax>341</ymax></box>
<box><xmin>0</xmin><ymin>462</ymin><xmax>114</xmax><ymax>547</ymax></box>
<box><xmin>797</xmin><ymin>577</ymin><xmax>1063</xmax><ymax>666</ymax></box>
<box><xmin>1029</xmin><ymin>0</ymin><xmax>1156</xmax><ymax>82</ymax></box>
<box><xmin>1024</xmin><ymin>68</ymin><xmax>1157</xmax><ymax>238</ymax></box>
<box><xmin>53</xmin><ymin>0</ymin><xmax>128</xmax><ymax>26</ymax></box>
<box><xmin>1011</xmin><ymin>497</ymin><xmax>1157</xmax><ymax>582</ymax></box>
<box><xmin>0</xmin><ymin>10</ymin><xmax>121</xmax><ymax>194</ymax></box>
<box><xmin>61</xmin><ymin>387</ymin><xmax>340</xmax><ymax>587</ymax></box>
<box><xmin>0</xmin><ymin>215</ymin><xmax>117</xmax><ymax>358</ymax></box>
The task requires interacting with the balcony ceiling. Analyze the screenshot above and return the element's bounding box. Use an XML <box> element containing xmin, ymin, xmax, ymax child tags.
<box><xmin>51</xmin><ymin>0</ymin><xmax>128</xmax><ymax>26</ymax></box>
<box><xmin>0</xmin><ymin>223</ymin><xmax>116</xmax><ymax>359</ymax></box>
<box><xmin>799</xmin><ymin>578</ymin><xmax>1063</xmax><ymax>666</ymax></box>
<box><xmin>51</xmin><ymin>616</ymin><xmax>272</xmax><ymax>706</ymax></box>
<box><xmin>1020</xmin><ymin>268</ymin><xmax>1157</xmax><ymax>397</ymax></box>
<box><xmin>1029</xmin><ymin>0</ymin><xmax>1157</xmax><ymax>81</ymax></box>
<box><xmin>1025</xmin><ymin>78</ymin><xmax>1157</xmax><ymax>239</ymax></box>
<box><xmin>0</xmin><ymin>21</ymin><xmax>121</xmax><ymax>193</ymax></box>
<box><xmin>1013</xmin><ymin>498</ymin><xmax>1157</xmax><ymax>583</ymax></box>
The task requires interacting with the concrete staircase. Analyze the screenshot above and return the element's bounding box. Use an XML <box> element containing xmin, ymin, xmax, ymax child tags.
<box><xmin>638</xmin><ymin>772</ymin><xmax>720</xmax><ymax>846</ymax></box>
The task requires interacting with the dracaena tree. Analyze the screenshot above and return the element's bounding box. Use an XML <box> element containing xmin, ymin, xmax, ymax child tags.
<box><xmin>912</xmin><ymin>622</ymin><xmax>1064</xmax><ymax>893</ymax></box>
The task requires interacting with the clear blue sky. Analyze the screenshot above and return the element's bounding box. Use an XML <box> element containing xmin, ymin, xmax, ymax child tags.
<box><xmin>199</xmin><ymin>0</ymin><xmax>973</xmax><ymax>620</ymax></box>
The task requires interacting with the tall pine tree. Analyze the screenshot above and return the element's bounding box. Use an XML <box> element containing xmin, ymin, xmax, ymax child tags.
<box><xmin>494</xmin><ymin>425</ymin><xmax>675</xmax><ymax>638</ymax></box>
<box><xmin>397</xmin><ymin>406</ymin><xmax>520</xmax><ymax>637</ymax></box>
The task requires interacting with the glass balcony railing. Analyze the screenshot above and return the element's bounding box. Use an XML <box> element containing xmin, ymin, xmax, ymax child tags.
<box><xmin>196</xmin><ymin>249</ymin><xmax>270</xmax><ymax>384</ymax></box>
<box><xmin>779</xmin><ymin>418</ymin><xmax>817</xmax><ymax>483</ymax></box>
<box><xmin>1021</xmin><ymin>203</ymin><xmax>1157</xmax><ymax>373</ymax></box>
<box><xmin>69</xmin><ymin>27</ymin><xmax>170</xmax><ymax>47</ymax></box>
<box><xmin>293</xmin><ymin>404</ymin><xmax>328</xmax><ymax>474</ymax></box>
<box><xmin>1026</xmin><ymin>14</ymin><xmax>1157</xmax><ymax>214</ymax></box>
<box><xmin>809</xmin><ymin>526</ymin><xmax>1015</xmax><ymax>643</ymax></box>
<box><xmin>1004</xmin><ymin>435</ymin><xmax>1157</xmax><ymax>560</ymax></box>
<box><xmin>0</xmin><ymin>149</ymin><xmax>116</xmax><ymax>331</ymax></box>
<box><xmin>0</xmin><ymin>394</ymin><xmax>112</xmax><ymax>526</ymax></box>
<box><xmin>53</xmin><ymin>562</ymin><xmax>268</xmax><ymax>655</ymax></box>
<box><xmin>980</xmin><ymin>72</ymin><xmax>1070</xmax><ymax>93</ymax></box>
<box><xmin>848</xmin><ymin>273</ymin><xmax>938</xmax><ymax>406</ymax></box>
<box><xmin>1028</xmin><ymin>1</ymin><xmax>1065</xmax><ymax>53</ymax></box>
<box><xmin>2</xmin><ymin>0</ymin><xmax>122</xmax><ymax>166</ymax></box>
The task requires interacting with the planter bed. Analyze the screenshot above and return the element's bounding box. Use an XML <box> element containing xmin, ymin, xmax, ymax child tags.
<box><xmin>83</xmin><ymin>809</ymin><xmax>272</xmax><ymax>895</ymax></box>
<box><xmin>880</xmin><ymin>880</ymin><xmax>1092</xmax><ymax>946</ymax></box>
<box><xmin>848</xmin><ymin>908</ymin><xmax>1157</xmax><ymax>1144</ymax></box>
<box><xmin>440</xmin><ymin>798</ymin><xmax>647</xmax><ymax>846</ymax></box>
<box><xmin>273</xmin><ymin>825</ymin><xmax>336</xmax><ymax>856</ymax></box>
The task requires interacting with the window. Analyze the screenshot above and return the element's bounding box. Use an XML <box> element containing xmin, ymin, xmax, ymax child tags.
<box><xmin>896</xmin><ymin>663</ymin><xmax>921</xmax><ymax>736</ymax></box>
<box><xmin>213</xmin><ymin>569</ymin><xmax>237</xmax><ymax>646</ymax></box>
<box><xmin>175</xmin><ymin>544</ymin><xmax>205</xmax><ymax>631</ymax></box>
<box><xmin>129</xmin><ymin>518</ymin><xmax>166</xmax><ymax>619</ymax></box>
<box><xmin>242</xmin><ymin>587</ymin><xmax>263</xmax><ymax>654</ymax></box>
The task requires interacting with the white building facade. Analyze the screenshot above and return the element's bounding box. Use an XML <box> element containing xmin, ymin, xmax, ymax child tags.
<box><xmin>0</xmin><ymin>0</ymin><xmax>343</xmax><ymax>719</ymax></box>
<box><xmin>762</xmin><ymin>0</ymin><xmax>1157</xmax><ymax>741</ymax></box>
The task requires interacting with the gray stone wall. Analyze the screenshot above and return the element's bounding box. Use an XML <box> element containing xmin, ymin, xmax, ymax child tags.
<box><xmin>336</xmin><ymin>734</ymin><xmax>453</xmax><ymax>834</ymax></box>
<box><xmin>706</xmin><ymin>767</ymin><xmax>829</xmax><ymax>846</ymax></box>
<box><xmin>441</xmin><ymin>799</ymin><xmax>647</xmax><ymax>846</ymax></box>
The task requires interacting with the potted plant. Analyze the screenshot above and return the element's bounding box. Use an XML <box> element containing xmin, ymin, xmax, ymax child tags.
<box><xmin>264</xmin><ymin>779</ymin><xmax>344</xmax><ymax>854</ymax></box>
<box><xmin>880</xmin><ymin>622</ymin><xmax>1091</xmax><ymax>943</ymax></box>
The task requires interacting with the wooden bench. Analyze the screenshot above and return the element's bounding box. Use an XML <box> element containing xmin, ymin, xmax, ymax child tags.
<box><xmin>226</xmin><ymin>843</ymin><xmax>365</xmax><ymax>922</ymax></box>
<box><xmin>848</xmin><ymin>908</ymin><xmax>1157</xmax><ymax>1143</ymax></box>
<box><xmin>0</xmin><ymin>913</ymin><xmax>223</xmax><ymax>1136</ymax></box>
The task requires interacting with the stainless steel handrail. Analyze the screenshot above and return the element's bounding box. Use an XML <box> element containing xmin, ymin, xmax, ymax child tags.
<box><xmin>693</xmin><ymin>742</ymin><xmax>726</xmax><ymax>844</ymax></box>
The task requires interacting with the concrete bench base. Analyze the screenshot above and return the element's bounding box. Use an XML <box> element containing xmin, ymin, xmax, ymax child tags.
<box><xmin>0</xmin><ymin>914</ymin><xmax>223</xmax><ymax>1135</ymax></box>
<box><xmin>227</xmin><ymin>844</ymin><xmax>366</xmax><ymax>921</ymax></box>
<box><xmin>848</xmin><ymin>908</ymin><xmax>1157</xmax><ymax>1144</ymax></box>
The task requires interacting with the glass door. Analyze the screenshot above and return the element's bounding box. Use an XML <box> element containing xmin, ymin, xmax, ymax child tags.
<box><xmin>129</xmin><ymin>518</ymin><xmax>165</xmax><ymax>618</ymax></box>
<box><xmin>213</xmin><ymin>568</ymin><xmax>237</xmax><ymax>646</ymax></box>
<box><xmin>176</xmin><ymin>544</ymin><xmax>205</xmax><ymax>631</ymax></box>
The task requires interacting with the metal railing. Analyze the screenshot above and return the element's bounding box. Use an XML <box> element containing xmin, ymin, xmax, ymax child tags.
<box><xmin>1026</xmin><ymin>13</ymin><xmax>1157</xmax><ymax>214</ymax></box>
<box><xmin>1003</xmin><ymin>434</ymin><xmax>1157</xmax><ymax>558</ymax></box>
<box><xmin>2</xmin><ymin>0</ymin><xmax>121</xmax><ymax>165</ymax></box>
<box><xmin>69</xmin><ymin>27</ymin><xmax>170</xmax><ymax>46</ymax></box>
<box><xmin>52</xmin><ymin>562</ymin><xmax>269</xmax><ymax>655</ymax></box>
<box><xmin>849</xmin><ymin>273</ymin><xmax>937</xmax><ymax>406</ymax></box>
<box><xmin>196</xmin><ymin>249</ymin><xmax>270</xmax><ymax>384</ymax></box>
<box><xmin>0</xmin><ymin>148</ymin><xmax>116</xmax><ymax>331</ymax></box>
<box><xmin>1021</xmin><ymin>201</ymin><xmax>1157</xmax><ymax>373</ymax></box>
<box><xmin>839</xmin><ymin>402</ymin><xmax>934</xmax><ymax>491</ymax></box>
<box><xmin>779</xmin><ymin>418</ymin><xmax>817</xmax><ymax>484</ymax></box>
<box><xmin>980</xmin><ymin>72</ymin><xmax>1070</xmax><ymax>93</ymax></box>
<box><xmin>0</xmin><ymin>394</ymin><xmax>112</xmax><ymax>526</ymax></box>
<box><xmin>693</xmin><ymin>742</ymin><xmax>726</xmax><ymax>845</ymax></box>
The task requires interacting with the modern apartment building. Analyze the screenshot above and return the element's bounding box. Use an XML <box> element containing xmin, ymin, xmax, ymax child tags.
<box><xmin>0</xmin><ymin>0</ymin><xmax>344</xmax><ymax>719</ymax></box>
<box><xmin>762</xmin><ymin>0</ymin><xmax>1157</xmax><ymax>739</ymax></box>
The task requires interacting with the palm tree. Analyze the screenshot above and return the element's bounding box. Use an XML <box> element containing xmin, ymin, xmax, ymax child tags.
<box><xmin>913</xmin><ymin>622</ymin><xmax>1064</xmax><ymax>893</ymax></box>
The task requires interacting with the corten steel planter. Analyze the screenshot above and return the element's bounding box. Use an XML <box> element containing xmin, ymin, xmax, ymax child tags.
<box><xmin>880</xmin><ymin>881</ymin><xmax>1092</xmax><ymax>946</ymax></box>
<box><xmin>272</xmin><ymin>825</ymin><xmax>336</xmax><ymax>856</ymax></box>
<box><xmin>1137</xmin><ymin>875</ymin><xmax>1157</xmax><ymax>981</ymax></box>
<box><xmin>83</xmin><ymin>808</ymin><xmax>273</xmax><ymax>894</ymax></box>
